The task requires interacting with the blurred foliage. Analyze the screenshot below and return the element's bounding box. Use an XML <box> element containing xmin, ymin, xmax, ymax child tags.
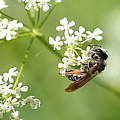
<box><xmin>1</xmin><ymin>0</ymin><xmax>120</xmax><ymax>120</ymax></box>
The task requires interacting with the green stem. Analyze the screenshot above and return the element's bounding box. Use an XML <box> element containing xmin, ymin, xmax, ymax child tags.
<box><xmin>93</xmin><ymin>80</ymin><xmax>120</xmax><ymax>98</ymax></box>
<box><xmin>17</xmin><ymin>32</ymin><xmax>32</xmax><ymax>38</ymax></box>
<box><xmin>0</xmin><ymin>10</ymin><xmax>30</xmax><ymax>29</ymax></box>
<box><xmin>26</xmin><ymin>10</ymin><xmax>34</xmax><ymax>25</ymax></box>
<box><xmin>35</xmin><ymin>8</ymin><xmax>40</xmax><ymax>27</ymax></box>
<box><xmin>13</xmin><ymin>38</ymin><xmax>34</xmax><ymax>89</ymax></box>
<box><xmin>39</xmin><ymin>5</ymin><xmax>56</xmax><ymax>28</ymax></box>
<box><xmin>36</xmin><ymin>34</ymin><xmax>62</xmax><ymax>59</ymax></box>
<box><xmin>0</xmin><ymin>10</ymin><xmax>14</xmax><ymax>19</ymax></box>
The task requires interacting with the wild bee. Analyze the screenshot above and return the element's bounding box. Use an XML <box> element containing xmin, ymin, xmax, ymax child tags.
<box><xmin>64</xmin><ymin>47</ymin><xmax>108</xmax><ymax>92</ymax></box>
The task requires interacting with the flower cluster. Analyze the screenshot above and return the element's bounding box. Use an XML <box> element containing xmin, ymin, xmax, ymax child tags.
<box><xmin>0</xmin><ymin>18</ymin><xmax>23</xmax><ymax>40</ymax></box>
<box><xmin>49</xmin><ymin>17</ymin><xmax>103</xmax><ymax>74</ymax></box>
<box><xmin>19</xmin><ymin>0</ymin><xmax>62</xmax><ymax>12</ymax></box>
<box><xmin>0</xmin><ymin>0</ymin><xmax>8</xmax><ymax>10</ymax></box>
<box><xmin>0</xmin><ymin>67</ymin><xmax>41</xmax><ymax>120</ymax></box>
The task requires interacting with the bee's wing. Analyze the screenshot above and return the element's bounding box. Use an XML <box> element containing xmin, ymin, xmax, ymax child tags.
<box><xmin>65</xmin><ymin>73</ymin><xmax>96</xmax><ymax>92</ymax></box>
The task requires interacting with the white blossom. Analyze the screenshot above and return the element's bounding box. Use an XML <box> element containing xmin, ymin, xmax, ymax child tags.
<box><xmin>58</xmin><ymin>57</ymin><xmax>76</xmax><ymax>74</ymax></box>
<box><xmin>75</xmin><ymin>26</ymin><xmax>86</xmax><ymax>41</ymax></box>
<box><xmin>0</xmin><ymin>67</ymin><xmax>41</xmax><ymax>119</ymax></box>
<box><xmin>54</xmin><ymin>0</ymin><xmax>62</xmax><ymax>3</ymax></box>
<box><xmin>3</xmin><ymin>67</ymin><xmax>18</xmax><ymax>83</ymax></box>
<box><xmin>20</xmin><ymin>0</ymin><xmax>61</xmax><ymax>12</ymax></box>
<box><xmin>86</xmin><ymin>28</ymin><xmax>103</xmax><ymax>41</ymax></box>
<box><xmin>0</xmin><ymin>19</ymin><xmax>23</xmax><ymax>40</ymax></box>
<box><xmin>56</xmin><ymin>17</ymin><xmax>75</xmax><ymax>36</ymax></box>
<box><xmin>0</xmin><ymin>83</ymin><xmax>13</xmax><ymax>97</ymax></box>
<box><xmin>22</xmin><ymin>96</ymin><xmax>41</xmax><ymax>109</ymax></box>
<box><xmin>49</xmin><ymin>36</ymin><xmax>63</xmax><ymax>50</ymax></box>
<box><xmin>64</xmin><ymin>48</ymin><xmax>75</xmax><ymax>58</ymax></box>
<box><xmin>11</xmin><ymin>111</ymin><xmax>20</xmax><ymax>119</ymax></box>
<box><xmin>14</xmin><ymin>82</ymin><xmax>28</xmax><ymax>98</ymax></box>
<box><xmin>37</xmin><ymin>0</ymin><xmax>51</xmax><ymax>12</ymax></box>
<box><xmin>0</xmin><ymin>0</ymin><xmax>8</xmax><ymax>10</ymax></box>
<box><xmin>64</xmin><ymin>34</ymin><xmax>78</xmax><ymax>48</ymax></box>
<box><xmin>81</xmin><ymin>46</ymin><xmax>91</xmax><ymax>63</ymax></box>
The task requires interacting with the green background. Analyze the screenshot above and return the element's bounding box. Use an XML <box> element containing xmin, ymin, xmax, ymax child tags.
<box><xmin>1</xmin><ymin>0</ymin><xmax>120</xmax><ymax>120</ymax></box>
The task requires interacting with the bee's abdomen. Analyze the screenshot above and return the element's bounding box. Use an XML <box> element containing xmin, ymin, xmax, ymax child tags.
<box><xmin>66</xmin><ymin>75</ymin><xmax>82</xmax><ymax>81</ymax></box>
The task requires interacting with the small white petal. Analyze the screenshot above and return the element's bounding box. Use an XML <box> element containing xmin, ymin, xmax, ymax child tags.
<box><xmin>43</xmin><ymin>4</ymin><xmax>49</xmax><ymax>12</ymax></box>
<box><xmin>56</xmin><ymin>36</ymin><xmax>61</xmax><ymax>41</ymax></box>
<box><xmin>18</xmin><ymin>82</ymin><xmax>22</xmax><ymax>88</ymax></box>
<box><xmin>56</xmin><ymin>26</ymin><xmax>65</xmax><ymax>31</ymax></box>
<box><xmin>95</xmin><ymin>36</ymin><xmax>103</xmax><ymax>40</ymax></box>
<box><xmin>94</xmin><ymin>28</ymin><xmax>103</xmax><ymax>35</ymax></box>
<box><xmin>21</xmin><ymin>86</ymin><xmax>28</xmax><ymax>92</ymax></box>
<box><xmin>49</xmin><ymin>37</ymin><xmax>54</xmax><ymax>44</ymax></box>
<box><xmin>69</xmin><ymin>21</ymin><xmax>75</xmax><ymax>27</ymax></box>
<box><xmin>0</xmin><ymin>0</ymin><xmax>8</xmax><ymax>10</ymax></box>
<box><xmin>54</xmin><ymin>0</ymin><xmax>62</xmax><ymax>2</ymax></box>
<box><xmin>60</xmin><ymin>17</ymin><xmax>68</xmax><ymax>25</ymax></box>
<box><xmin>79</xmin><ymin>26</ymin><xmax>85</xmax><ymax>33</ymax></box>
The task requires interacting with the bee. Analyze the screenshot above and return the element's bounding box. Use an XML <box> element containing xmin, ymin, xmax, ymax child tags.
<box><xmin>64</xmin><ymin>47</ymin><xmax>108</xmax><ymax>92</ymax></box>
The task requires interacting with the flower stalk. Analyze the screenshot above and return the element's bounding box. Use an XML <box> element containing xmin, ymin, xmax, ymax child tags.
<box><xmin>37</xmin><ymin>35</ymin><xmax>63</xmax><ymax>59</ymax></box>
<box><xmin>13</xmin><ymin>37</ymin><xmax>34</xmax><ymax>89</ymax></box>
<box><xmin>0</xmin><ymin>10</ymin><xmax>30</xmax><ymax>29</ymax></box>
<box><xmin>39</xmin><ymin>5</ymin><xmax>56</xmax><ymax>28</ymax></box>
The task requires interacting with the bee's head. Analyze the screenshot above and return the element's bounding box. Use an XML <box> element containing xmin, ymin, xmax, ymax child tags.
<box><xmin>91</xmin><ymin>48</ymin><xmax>108</xmax><ymax>61</ymax></box>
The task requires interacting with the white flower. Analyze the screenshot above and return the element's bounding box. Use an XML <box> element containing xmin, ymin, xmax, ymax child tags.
<box><xmin>86</xmin><ymin>28</ymin><xmax>103</xmax><ymax>41</ymax></box>
<box><xmin>7</xmin><ymin>20</ymin><xmax>23</xmax><ymax>30</ymax></box>
<box><xmin>54</xmin><ymin>0</ymin><xmax>62</xmax><ymax>2</ymax></box>
<box><xmin>49</xmin><ymin>36</ymin><xmax>63</xmax><ymax>50</ymax></box>
<box><xmin>0</xmin><ymin>67</ymin><xmax>40</xmax><ymax>119</ymax></box>
<box><xmin>64</xmin><ymin>49</ymin><xmax>75</xmax><ymax>58</ymax></box>
<box><xmin>0</xmin><ymin>97</ymin><xmax>14</xmax><ymax>112</ymax></box>
<box><xmin>0</xmin><ymin>19</ymin><xmax>23</xmax><ymax>40</ymax></box>
<box><xmin>21</xmin><ymin>0</ymin><xmax>51</xmax><ymax>11</ymax></box>
<box><xmin>0</xmin><ymin>0</ymin><xmax>8</xmax><ymax>10</ymax></box>
<box><xmin>23</xmin><ymin>0</ymin><xmax>37</xmax><ymax>10</ymax></box>
<box><xmin>0</xmin><ymin>83</ymin><xmax>13</xmax><ymax>97</ymax></box>
<box><xmin>75</xmin><ymin>56</ymin><xmax>82</xmax><ymax>65</ymax></box>
<box><xmin>3</xmin><ymin>67</ymin><xmax>18</xmax><ymax>83</ymax></box>
<box><xmin>81</xmin><ymin>46</ymin><xmax>91</xmax><ymax>63</ymax></box>
<box><xmin>23</xmin><ymin>96</ymin><xmax>41</xmax><ymax>109</ymax></box>
<box><xmin>14</xmin><ymin>82</ymin><xmax>28</xmax><ymax>98</ymax></box>
<box><xmin>37</xmin><ymin>0</ymin><xmax>51</xmax><ymax>12</ymax></box>
<box><xmin>58</xmin><ymin>57</ymin><xmax>76</xmax><ymax>74</ymax></box>
<box><xmin>56</xmin><ymin>17</ymin><xmax>75</xmax><ymax>36</ymax></box>
<box><xmin>0</xmin><ymin>75</ymin><xmax>4</xmax><ymax>84</ymax></box>
<box><xmin>64</xmin><ymin>34</ymin><xmax>78</xmax><ymax>47</ymax></box>
<box><xmin>11</xmin><ymin>111</ymin><xmax>20</xmax><ymax>119</ymax></box>
<box><xmin>75</xmin><ymin>26</ymin><xmax>86</xmax><ymax>41</ymax></box>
